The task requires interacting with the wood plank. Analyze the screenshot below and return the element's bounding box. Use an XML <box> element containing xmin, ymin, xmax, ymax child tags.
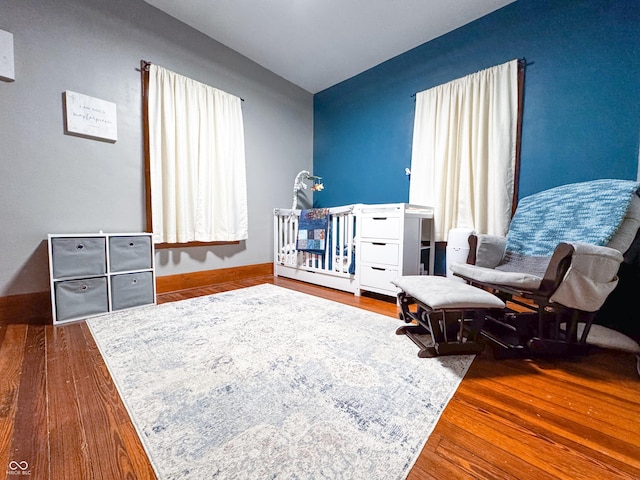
<box><xmin>80</xmin><ymin>322</ymin><xmax>157</xmax><ymax>479</ymax></box>
<box><xmin>0</xmin><ymin>325</ymin><xmax>7</xmax><ymax>357</ymax></box>
<box><xmin>46</xmin><ymin>324</ymin><xmax>92</xmax><ymax>480</ymax></box>
<box><xmin>155</xmin><ymin>263</ymin><xmax>273</xmax><ymax>293</ymax></box>
<box><xmin>157</xmin><ymin>279</ymin><xmax>261</xmax><ymax>303</ymax></box>
<box><xmin>457</xmin><ymin>358</ymin><xmax>640</xmax><ymax>470</ymax></box>
<box><xmin>442</xmin><ymin>390</ymin><xmax>639</xmax><ymax>479</ymax></box>
<box><xmin>466</xmin><ymin>356</ymin><xmax>640</xmax><ymax>420</ymax></box>
<box><xmin>0</xmin><ymin>325</ymin><xmax>28</xmax><ymax>478</ymax></box>
<box><xmin>532</xmin><ymin>353</ymin><xmax>639</xmax><ymax>402</ymax></box>
<box><xmin>463</xmin><ymin>366</ymin><xmax>640</xmax><ymax>444</ymax></box>
<box><xmin>416</xmin><ymin>420</ymin><xmax>558</xmax><ymax>480</ymax></box>
<box><xmin>454</xmin><ymin>382</ymin><xmax>640</xmax><ymax>474</ymax></box>
<box><xmin>433</xmin><ymin>435</ymin><xmax>526</xmax><ymax>480</ymax></box>
<box><xmin>64</xmin><ymin>322</ymin><xmax>156</xmax><ymax>479</ymax></box>
<box><xmin>408</xmin><ymin>452</ymin><xmax>462</xmax><ymax>480</ymax></box>
<box><xmin>8</xmin><ymin>325</ymin><xmax>48</xmax><ymax>479</ymax></box>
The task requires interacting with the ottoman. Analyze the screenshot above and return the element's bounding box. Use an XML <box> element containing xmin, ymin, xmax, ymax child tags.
<box><xmin>392</xmin><ymin>275</ymin><xmax>505</xmax><ymax>358</ymax></box>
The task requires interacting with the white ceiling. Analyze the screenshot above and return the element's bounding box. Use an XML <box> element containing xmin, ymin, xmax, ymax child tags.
<box><xmin>143</xmin><ymin>0</ymin><xmax>515</xmax><ymax>94</ymax></box>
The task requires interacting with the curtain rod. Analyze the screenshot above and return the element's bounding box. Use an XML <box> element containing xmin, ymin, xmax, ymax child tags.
<box><xmin>410</xmin><ymin>57</ymin><xmax>531</xmax><ymax>98</ymax></box>
<box><xmin>139</xmin><ymin>60</ymin><xmax>245</xmax><ymax>102</ymax></box>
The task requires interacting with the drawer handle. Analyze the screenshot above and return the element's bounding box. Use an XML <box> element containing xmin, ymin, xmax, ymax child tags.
<box><xmin>77</xmin><ymin>244</ymin><xmax>85</xmax><ymax>250</ymax></box>
<box><xmin>372</xmin><ymin>217</ymin><xmax>387</xmax><ymax>221</ymax></box>
<box><xmin>371</xmin><ymin>267</ymin><xmax>386</xmax><ymax>271</ymax></box>
<box><xmin>132</xmin><ymin>279</ymin><xmax>138</xmax><ymax>284</ymax></box>
<box><xmin>81</xmin><ymin>285</ymin><xmax>88</xmax><ymax>290</ymax></box>
<box><xmin>129</xmin><ymin>242</ymin><xmax>135</xmax><ymax>247</ymax></box>
<box><xmin>372</xmin><ymin>242</ymin><xmax>386</xmax><ymax>246</ymax></box>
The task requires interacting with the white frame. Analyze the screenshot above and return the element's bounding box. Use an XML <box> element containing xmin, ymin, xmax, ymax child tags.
<box><xmin>64</xmin><ymin>90</ymin><xmax>118</xmax><ymax>142</ymax></box>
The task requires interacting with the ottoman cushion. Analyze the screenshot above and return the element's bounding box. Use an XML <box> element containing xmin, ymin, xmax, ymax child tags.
<box><xmin>392</xmin><ymin>275</ymin><xmax>505</xmax><ymax>310</ymax></box>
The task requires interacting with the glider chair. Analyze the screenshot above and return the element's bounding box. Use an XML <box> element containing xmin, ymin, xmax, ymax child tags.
<box><xmin>450</xmin><ymin>179</ymin><xmax>640</xmax><ymax>370</ymax></box>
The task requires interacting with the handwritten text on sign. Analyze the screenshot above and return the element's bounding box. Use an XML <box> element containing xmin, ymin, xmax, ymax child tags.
<box><xmin>64</xmin><ymin>90</ymin><xmax>117</xmax><ymax>142</ymax></box>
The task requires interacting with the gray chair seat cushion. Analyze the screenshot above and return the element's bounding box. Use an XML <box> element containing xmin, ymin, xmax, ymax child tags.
<box><xmin>450</xmin><ymin>262</ymin><xmax>542</xmax><ymax>290</ymax></box>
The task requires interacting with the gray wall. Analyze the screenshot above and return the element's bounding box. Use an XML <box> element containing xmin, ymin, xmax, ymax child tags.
<box><xmin>0</xmin><ymin>0</ymin><xmax>313</xmax><ymax>296</ymax></box>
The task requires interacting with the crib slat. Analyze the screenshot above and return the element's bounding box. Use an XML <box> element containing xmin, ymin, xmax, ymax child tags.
<box><xmin>289</xmin><ymin>215</ymin><xmax>296</xmax><ymax>265</ymax></box>
<box><xmin>336</xmin><ymin>213</ymin><xmax>344</xmax><ymax>273</ymax></box>
<box><xmin>333</xmin><ymin>213</ymin><xmax>339</xmax><ymax>273</ymax></box>
<box><xmin>342</xmin><ymin>213</ymin><xmax>347</xmax><ymax>273</ymax></box>
<box><xmin>347</xmin><ymin>211</ymin><xmax>354</xmax><ymax>273</ymax></box>
<box><xmin>280</xmin><ymin>214</ymin><xmax>286</xmax><ymax>263</ymax></box>
<box><xmin>277</xmin><ymin>214</ymin><xmax>282</xmax><ymax>263</ymax></box>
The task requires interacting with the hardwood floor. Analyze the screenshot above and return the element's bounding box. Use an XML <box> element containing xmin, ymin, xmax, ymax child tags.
<box><xmin>1</xmin><ymin>276</ymin><xmax>638</xmax><ymax>479</ymax></box>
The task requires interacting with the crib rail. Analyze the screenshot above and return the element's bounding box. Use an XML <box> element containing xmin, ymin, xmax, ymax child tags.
<box><xmin>273</xmin><ymin>205</ymin><xmax>360</xmax><ymax>294</ymax></box>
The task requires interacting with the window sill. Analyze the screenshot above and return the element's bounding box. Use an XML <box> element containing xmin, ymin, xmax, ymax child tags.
<box><xmin>154</xmin><ymin>241</ymin><xmax>240</xmax><ymax>249</ymax></box>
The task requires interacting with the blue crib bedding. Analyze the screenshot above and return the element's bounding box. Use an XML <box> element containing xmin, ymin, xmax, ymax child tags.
<box><xmin>296</xmin><ymin>208</ymin><xmax>357</xmax><ymax>274</ymax></box>
<box><xmin>333</xmin><ymin>243</ymin><xmax>356</xmax><ymax>275</ymax></box>
<box><xmin>296</xmin><ymin>209</ymin><xmax>329</xmax><ymax>254</ymax></box>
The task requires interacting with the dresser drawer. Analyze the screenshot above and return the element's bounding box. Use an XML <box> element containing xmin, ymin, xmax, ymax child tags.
<box><xmin>360</xmin><ymin>265</ymin><xmax>398</xmax><ymax>292</ymax></box>
<box><xmin>360</xmin><ymin>216</ymin><xmax>400</xmax><ymax>239</ymax></box>
<box><xmin>360</xmin><ymin>242</ymin><xmax>398</xmax><ymax>265</ymax></box>
<box><xmin>51</xmin><ymin>237</ymin><xmax>106</xmax><ymax>278</ymax></box>
<box><xmin>109</xmin><ymin>235</ymin><xmax>152</xmax><ymax>272</ymax></box>
<box><xmin>111</xmin><ymin>272</ymin><xmax>155</xmax><ymax>311</ymax></box>
<box><xmin>54</xmin><ymin>277</ymin><xmax>109</xmax><ymax>321</ymax></box>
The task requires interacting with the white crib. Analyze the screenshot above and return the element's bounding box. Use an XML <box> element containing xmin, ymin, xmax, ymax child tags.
<box><xmin>273</xmin><ymin>203</ymin><xmax>435</xmax><ymax>296</ymax></box>
<box><xmin>273</xmin><ymin>205</ymin><xmax>361</xmax><ymax>294</ymax></box>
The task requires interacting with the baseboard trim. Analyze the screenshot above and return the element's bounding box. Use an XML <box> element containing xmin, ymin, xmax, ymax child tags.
<box><xmin>155</xmin><ymin>263</ymin><xmax>273</xmax><ymax>294</ymax></box>
<box><xmin>0</xmin><ymin>263</ymin><xmax>274</xmax><ymax>326</ymax></box>
<box><xmin>0</xmin><ymin>291</ymin><xmax>52</xmax><ymax>326</ymax></box>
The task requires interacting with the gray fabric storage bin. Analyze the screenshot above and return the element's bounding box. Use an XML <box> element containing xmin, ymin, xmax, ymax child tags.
<box><xmin>111</xmin><ymin>271</ymin><xmax>154</xmax><ymax>311</ymax></box>
<box><xmin>55</xmin><ymin>277</ymin><xmax>108</xmax><ymax>321</ymax></box>
<box><xmin>51</xmin><ymin>237</ymin><xmax>106</xmax><ymax>278</ymax></box>
<box><xmin>109</xmin><ymin>235</ymin><xmax>152</xmax><ymax>272</ymax></box>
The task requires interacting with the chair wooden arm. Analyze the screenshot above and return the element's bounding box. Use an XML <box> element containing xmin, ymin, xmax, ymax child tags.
<box><xmin>537</xmin><ymin>242</ymin><xmax>575</xmax><ymax>297</ymax></box>
<box><xmin>467</xmin><ymin>235</ymin><xmax>478</xmax><ymax>265</ymax></box>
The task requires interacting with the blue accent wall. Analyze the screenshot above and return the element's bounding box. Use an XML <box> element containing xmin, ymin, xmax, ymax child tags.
<box><xmin>313</xmin><ymin>0</ymin><xmax>640</xmax><ymax>208</ymax></box>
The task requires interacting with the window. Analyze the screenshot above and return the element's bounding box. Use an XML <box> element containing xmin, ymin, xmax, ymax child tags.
<box><xmin>142</xmin><ymin>62</ymin><xmax>248</xmax><ymax>245</ymax></box>
<box><xmin>409</xmin><ymin>59</ymin><xmax>524</xmax><ymax>241</ymax></box>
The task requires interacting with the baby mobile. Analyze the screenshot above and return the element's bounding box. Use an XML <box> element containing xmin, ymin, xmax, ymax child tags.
<box><xmin>291</xmin><ymin>170</ymin><xmax>324</xmax><ymax>210</ymax></box>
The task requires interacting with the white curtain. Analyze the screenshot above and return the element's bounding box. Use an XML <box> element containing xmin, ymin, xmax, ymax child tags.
<box><xmin>409</xmin><ymin>59</ymin><xmax>518</xmax><ymax>242</ymax></box>
<box><xmin>148</xmin><ymin>65</ymin><xmax>248</xmax><ymax>244</ymax></box>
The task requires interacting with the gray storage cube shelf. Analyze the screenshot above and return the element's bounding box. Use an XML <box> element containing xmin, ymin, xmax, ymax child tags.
<box><xmin>48</xmin><ymin>232</ymin><xmax>156</xmax><ymax>324</ymax></box>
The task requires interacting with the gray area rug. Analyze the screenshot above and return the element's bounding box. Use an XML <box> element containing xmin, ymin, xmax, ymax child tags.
<box><xmin>87</xmin><ymin>283</ymin><xmax>474</xmax><ymax>479</ymax></box>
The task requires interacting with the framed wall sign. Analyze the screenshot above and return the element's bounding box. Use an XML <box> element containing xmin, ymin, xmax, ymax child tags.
<box><xmin>64</xmin><ymin>90</ymin><xmax>117</xmax><ymax>142</ymax></box>
<box><xmin>0</xmin><ymin>29</ymin><xmax>15</xmax><ymax>82</ymax></box>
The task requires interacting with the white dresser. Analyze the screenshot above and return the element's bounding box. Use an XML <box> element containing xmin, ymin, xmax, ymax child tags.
<box><xmin>48</xmin><ymin>232</ymin><xmax>156</xmax><ymax>324</ymax></box>
<box><xmin>356</xmin><ymin>203</ymin><xmax>433</xmax><ymax>297</ymax></box>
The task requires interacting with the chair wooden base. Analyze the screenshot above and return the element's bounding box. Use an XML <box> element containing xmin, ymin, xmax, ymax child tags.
<box><xmin>476</xmin><ymin>301</ymin><xmax>596</xmax><ymax>359</ymax></box>
<box><xmin>396</xmin><ymin>288</ymin><xmax>491</xmax><ymax>357</ymax></box>
<box><xmin>396</xmin><ymin>323</ymin><xmax>485</xmax><ymax>357</ymax></box>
